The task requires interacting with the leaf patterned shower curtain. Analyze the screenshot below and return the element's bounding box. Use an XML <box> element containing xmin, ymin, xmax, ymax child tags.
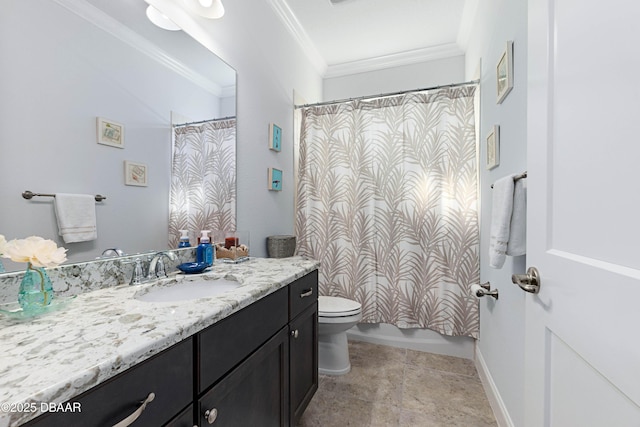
<box><xmin>295</xmin><ymin>87</ymin><xmax>479</xmax><ymax>338</ymax></box>
<box><xmin>169</xmin><ymin>119</ymin><xmax>236</xmax><ymax>248</ymax></box>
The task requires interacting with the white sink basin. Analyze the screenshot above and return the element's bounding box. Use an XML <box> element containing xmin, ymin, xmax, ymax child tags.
<box><xmin>135</xmin><ymin>277</ymin><xmax>241</xmax><ymax>303</ymax></box>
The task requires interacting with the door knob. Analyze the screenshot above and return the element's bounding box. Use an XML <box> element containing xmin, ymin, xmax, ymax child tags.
<box><xmin>512</xmin><ymin>267</ymin><xmax>540</xmax><ymax>294</ymax></box>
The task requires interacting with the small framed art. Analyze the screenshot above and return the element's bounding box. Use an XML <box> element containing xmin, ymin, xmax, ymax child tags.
<box><xmin>486</xmin><ymin>126</ymin><xmax>500</xmax><ymax>170</ymax></box>
<box><xmin>97</xmin><ymin>117</ymin><xmax>124</xmax><ymax>148</ymax></box>
<box><xmin>496</xmin><ymin>41</ymin><xmax>514</xmax><ymax>104</ymax></box>
<box><xmin>269</xmin><ymin>123</ymin><xmax>282</xmax><ymax>152</ymax></box>
<box><xmin>124</xmin><ymin>161</ymin><xmax>148</xmax><ymax>187</ymax></box>
<box><xmin>268</xmin><ymin>168</ymin><xmax>283</xmax><ymax>191</ymax></box>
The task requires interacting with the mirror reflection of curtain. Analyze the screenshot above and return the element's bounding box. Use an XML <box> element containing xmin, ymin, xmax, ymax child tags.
<box><xmin>169</xmin><ymin>119</ymin><xmax>236</xmax><ymax>247</ymax></box>
<box><xmin>295</xmin><ymin>87</ymin><xmax>479</xmax><ymax>338</ymax></box>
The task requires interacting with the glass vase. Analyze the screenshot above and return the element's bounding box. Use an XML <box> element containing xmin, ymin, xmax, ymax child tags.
<box><xmin>18</xmin><ymin>262</ymin><xmax>54</xmax><ymax>314</ymax></box>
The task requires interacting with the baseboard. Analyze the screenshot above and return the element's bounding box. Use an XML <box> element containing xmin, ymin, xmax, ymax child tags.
<box><xmin>475</xmin><ymin>343</ymin><xmax>514</xmax><ymax>427</ymax></box>
<box><xmin>346</xmin><ymin>323</ymin><xmax>475</xmax><ymax>360</ymax></box>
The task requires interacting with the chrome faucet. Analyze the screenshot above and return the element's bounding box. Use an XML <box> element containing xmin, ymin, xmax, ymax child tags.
<box><xmin>148</xmin><ymin>251</ymin><xmax>178</xmax><ymax>279</ymax></box>
<box><xmin>101</xmin><ymin>248</ymin><xmax>125</xmax><ymax>258</ymax></box>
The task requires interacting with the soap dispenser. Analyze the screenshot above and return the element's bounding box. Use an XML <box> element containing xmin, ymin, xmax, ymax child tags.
<box><xmin>197</xmin><ymin>230</ymin><xmax>214</xmax><ymax>266</ymax></box>
<box><xmin>178</xmin><ymin>230</ymin><xmax>191</xmax><ymax>248</ymax></box>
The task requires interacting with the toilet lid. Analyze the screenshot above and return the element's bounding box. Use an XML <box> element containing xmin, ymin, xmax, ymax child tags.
<box><xmin>318</xmin><ymin>296</ymin><xmax>362</xmax><ymax>317</ymax></box>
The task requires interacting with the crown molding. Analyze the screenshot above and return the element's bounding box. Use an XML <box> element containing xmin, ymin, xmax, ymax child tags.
<box><xmin>267</xmin><ymin>0</ymin><xmax>328</xmax><ymax>76</ymax></box>
<box><xmin>324</xmin><ymin>43</ymin><xmax>464</xmax><ymax>79</ymax></box>
<box><xmin>221</xmin><ymin>84</ymin><xmax>236</xmax><ymax>98</ymax></box>
<box><xmin>51</xmin><ymin>0</ymin><xmax>223</xmax><ymax>97</ymax></box>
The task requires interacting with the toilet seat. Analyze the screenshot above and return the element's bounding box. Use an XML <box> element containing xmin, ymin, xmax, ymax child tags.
<box><xmin>318</xmin><ymin>296</ymin><xmax>362</xmax><ymax>318</ymax></box>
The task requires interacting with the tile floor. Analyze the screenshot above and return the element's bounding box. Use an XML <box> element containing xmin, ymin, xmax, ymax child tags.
<box><xmin>299</xmin><ymin>340</ymin><xmax>497</xmax><ymax>427</ymax></box>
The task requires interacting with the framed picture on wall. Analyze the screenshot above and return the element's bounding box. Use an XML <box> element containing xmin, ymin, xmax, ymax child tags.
<box><xmin>496</xmin><ymin>41</ymin><xmax>514</xmax><ymax>104</ymax></box>
<box><xmin>124</xmin><ymin>161</ymin><xmax>148</xmax><ymax>187</ymax></box>
<box><xmin>97</xmin><ymin>117</ymin><xmax>124</xmax><ymax>148</ymax></box>
<box><xmin>486</xmin><ymin>126</ymin><xmax>500</xmax><ymax>170</ymax></box>
<box><xmin>269</xmin><ymin>123</ymin><xmax>282</xmax><ymax>152</ymax></box>
<box><xmin>268</xmin><ymin>167</ymin><xmax>283</xmax><ymax>191</ymax></box>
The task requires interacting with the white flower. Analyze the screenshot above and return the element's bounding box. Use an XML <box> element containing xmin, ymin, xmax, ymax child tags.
<box><xmin>0</xmin><ymin>234</ymin><xmax>6</xmax><ymax>256</ymax></box>
<box><xmin>2</xmin><ymin>236</ymin><xmax>67</xmax><ymax>268</ymax></box>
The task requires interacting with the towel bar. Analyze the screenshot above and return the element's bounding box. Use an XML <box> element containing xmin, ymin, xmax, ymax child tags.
<box><xmin>22</xmin><ymin>191</ymin><xmax>106</xmax><ymax>202</ymax></box>
<box><xmin>490</xmin><ymin>171</ymin><xmax>527</xmax><ymax>189</ymax></box>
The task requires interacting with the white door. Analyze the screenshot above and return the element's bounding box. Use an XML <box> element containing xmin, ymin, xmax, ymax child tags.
<box><xmin>526</xmin><ymin>0</ymin><xmax>640</xmax><ymax>425</ymax></box>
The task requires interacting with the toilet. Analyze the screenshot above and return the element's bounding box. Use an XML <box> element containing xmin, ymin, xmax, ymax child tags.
<box><xmin>318</xmin><ymin>296</ymin><xmax>363</xmax><ymax>375</ymax></box>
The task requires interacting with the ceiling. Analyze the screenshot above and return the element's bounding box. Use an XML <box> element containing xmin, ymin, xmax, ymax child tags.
<box><xmin>271</xmin><ymin>0</ymin><xmax>478</xmax><ymax>78</ymax></box>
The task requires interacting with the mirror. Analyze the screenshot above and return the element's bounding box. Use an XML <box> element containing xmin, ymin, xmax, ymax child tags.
<box><xmin>0</xmin><ymin>0</ymin><xmax>237</xmax><ymax>272</ymax></box>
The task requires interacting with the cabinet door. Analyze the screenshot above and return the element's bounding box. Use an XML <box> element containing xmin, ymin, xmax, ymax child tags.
<box><xmin>198</xmin><ymin>328</ymin><xmax>289</xmax><ymax>427</ymax></box>
<box><xmin>164</xmin><ymin>404</ymin><xmax>194</xmax><ymax>427</ymax></box>
<box><xmin>289</xmin><ymin>302</ymin><xmax>318</xmax><ymax>424</ymax></box>
<box><xmin>198</xmin><ymin>287</ymin><xmax>287</xmax><ymax>393</ymax></box>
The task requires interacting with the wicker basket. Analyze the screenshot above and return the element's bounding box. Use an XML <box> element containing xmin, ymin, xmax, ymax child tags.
<box><xmin>267</xmin><ymin>235</ymin><xmax>296</xmax><ymax>258</ymax></box>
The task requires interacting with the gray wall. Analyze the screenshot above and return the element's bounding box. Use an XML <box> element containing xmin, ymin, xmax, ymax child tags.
<box><xmin>465</xmin><ymin>0</ymin><xmax>528</xmax><ymax>425</ymax></box>
<box><xmin>323</xmin><ymin>56</ymin><xmax>466</xmax><ymax>101</ymax></box>
<box><xmin>0</xmin><ymin>0</ymin><xmax>222</xmax><ymax>270</ymax></box>
<box><xmin>1</xmin><ymin>0</ymin><xmax>323</xmax><ymax>269</ymax></box>
<box><xmin>149</xmin><ymin>0</ymin><xmax>323</xmax><ymax>259</ymax></box>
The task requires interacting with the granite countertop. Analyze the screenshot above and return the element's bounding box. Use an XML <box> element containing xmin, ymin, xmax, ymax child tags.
<box><xmin>0</xmin><ymin>256</ymin><xmax>319</xmax><ymax>427</ymax></box>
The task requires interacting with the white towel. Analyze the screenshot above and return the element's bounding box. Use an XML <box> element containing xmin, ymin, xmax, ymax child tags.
<box><xmin>506</xmin><ymin>178</ymin><xmax>526</xmax><ymax>256</ymax></box>
<box><xmin>54</xmin><ymin>193</ymin><xmax>98</xmax><ymax>243</ymax></box>
<box><xmin>489</xmin><ymin>175</ymin><xmax>517</xmax><ymax>268</ymax></box>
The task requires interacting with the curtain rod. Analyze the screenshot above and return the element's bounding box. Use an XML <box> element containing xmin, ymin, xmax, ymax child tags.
<box><xmin>173</xmin><ymin>115</ymin><xmax>236</xmax><ymax>128</ymax></box>
<box><xmin>294</xmin><ymin>79</ymin><xmax>479</xmax><ymax>109</ymax></box>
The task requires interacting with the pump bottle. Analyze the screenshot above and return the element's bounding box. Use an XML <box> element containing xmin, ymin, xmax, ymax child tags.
<box><xmin>178</xmin><ymin>230</ymin><xmax>191</xmax><ymax>248</ymax></box>
<box><xmin>197</xmin><ymin>230</ymin><xmax>214</xmax><ymax>266</ymax></box>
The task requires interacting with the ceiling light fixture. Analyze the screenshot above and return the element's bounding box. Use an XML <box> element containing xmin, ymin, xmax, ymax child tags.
<box><xmin>182</xmin><ymin>0</ymin><xmax>225</xmax><ymax>19</ymax></box>
<box><xmin>145</xmin><ymin>5</ymin><xmax>181</xmax><ymax>31</ymax></box>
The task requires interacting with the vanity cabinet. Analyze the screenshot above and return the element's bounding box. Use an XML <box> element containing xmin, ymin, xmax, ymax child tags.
<box><xmin>197</xmin><ymin>327</ymin><xmax>290</xmax><ymax>426</ymax></box>
<box><xmin>197</xmin><ymin>287</ymin><xmax>288</xmax><ymax>393</ymax></box>
<box><xmin>288</xmin><ymin>270</ymin><xmax>319</xmax><ymax>425</ymax></box>
<box><xmin>196</xmin><ymin>287</ymin><xmax>289</xmax><ymax>426</ymax></box>
<box><xmin>24</xmin><ymin>269</ymin><xmax>318</xmax><ymax>427</ymax></box>
<box><xmin>195</xmin><ymin>269</ymin><xmax>319</xmax><ymax>426</ymax></box>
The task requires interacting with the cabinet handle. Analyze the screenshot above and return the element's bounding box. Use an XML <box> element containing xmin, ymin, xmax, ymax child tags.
<box><xmin>204</xmin><ymin>408</ymin><xmax>218</xmax><ymax>424</ymax></box>
<box><xmin>112</xmin><ymin>392</ymin><xmax>155</xmax><ymax>427</ymax></box>
<box><xmin>291</xmin><ymin>329</ymin><xmax>299</xmax><ymax>339</ymax></box>
<box><xmin>300</xmin><ymin>288</ymin><xmax>313</xmax><ymax>298</ymax></box>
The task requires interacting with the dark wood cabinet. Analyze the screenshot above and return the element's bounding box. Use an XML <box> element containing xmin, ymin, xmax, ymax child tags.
<box><xmin>25</xmin><ymin>338</ymin><xmax>194</xmax><ymax>427</ymax></box>
<box><xmin>197</xmin><ymin>327</ymin><xmax>290</xmax><ymax>427</ymax></box>
<box><xmin>198</xmin><ymin>287</ymin><xmax>288</xmax><ymax>393</ymax></box>
<box><xmin>25</xmin><ymin>270</ymin><xmax>318</xmax><ymax>427</ymax></box>
<box><xmin>289</xmin><ymin>303</ymin><xmax>318</xmax><ymax>424</ymax></box>
<box><xmin>288</xmin><ymin>270</ymin><xmax>319</xmax><ymax>425</ymax></box>
<box><xmin>164</xmin><ymin>405</ymin><xmax>196</xmax><ymax>427</ymax></box>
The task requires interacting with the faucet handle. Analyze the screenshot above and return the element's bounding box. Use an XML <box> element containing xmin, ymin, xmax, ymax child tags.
<box><xmin>129</xmin><ymin>258</ymin><xmax>145</xmax><ymax>285</ymax></box>
<box><xmin>155</xmin><ymin>258</ymin><xmax>167</xmax><ymax>278</ymax></box>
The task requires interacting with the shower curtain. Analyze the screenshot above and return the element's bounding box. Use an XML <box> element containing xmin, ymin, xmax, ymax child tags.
<box><xmin>169</xmin><ymin>118</ymin><xmax>236</xmax><ymax>248</ymax></box>
<box><xmin>295</xmin><ymin>87</ymin><xmax>479</xmax><ymax>338</ymax></box>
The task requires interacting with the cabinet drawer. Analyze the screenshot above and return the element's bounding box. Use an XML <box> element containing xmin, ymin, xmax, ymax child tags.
<box><xmin>289</xmin><ymin>270</ymin><xmax>318</xmax><ymax>321</ymax></box>
<box><xmin>198</xmin><ymin>287</ymin><xmax>287</xmax><ymax>393</ymax></box>
<box><xmin>26</xmin><ymin>338</ymin><xmax>193</xmax><ymax>427</ymax></box>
